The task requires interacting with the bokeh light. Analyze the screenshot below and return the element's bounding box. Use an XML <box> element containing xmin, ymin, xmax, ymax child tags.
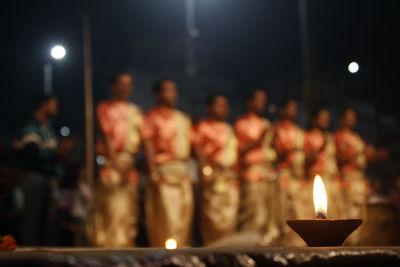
<box><xmin>96</xmin><ymin>155</ymin><xmax>106</xmax><ymax>165</ymax></box>
<box><xmin>348</xmin><ymin>61</ymin><xmax>359</xmax><ymax>74</ymax></box>
<box><xmin>51</xmin><ymin>45</ymin><xmax>66</xmax><ymax>60</ymax></box>
<box><xmin>165</xmin><ymin>238</ymin><xmax>177</xmax><ymax>249</ymax></box>
<box><xmin>60</xmin><ymin>126</ymin><xmax>70</xmax><ymax>137</ymax></box>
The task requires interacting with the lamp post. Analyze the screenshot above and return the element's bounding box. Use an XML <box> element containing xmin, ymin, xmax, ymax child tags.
<box><xmin>348</xmin><ymin>61</ymin><xmax>359</xmax><ymax>74</ymax></box>
<box><xmin>298</xmin><ymin>0</ymin><xmax>311</xmax><ymax>115</ymax></box>
<box><xmin>44</xmin><ymin>45</ymin><xmax>66</xmax><ymax>94</ymax></box>
<box><xmin>185</xmin><ymin>0</ymin><xmax>199</xmax><ymax>76</ymax></box>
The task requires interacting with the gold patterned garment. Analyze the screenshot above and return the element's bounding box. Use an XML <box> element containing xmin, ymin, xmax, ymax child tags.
<box><xmin>200</xmin><ymin>168</ymin><xmax>239</xmax><ymax>245</ymax></box>
<box><xmin>90</xmin><ymin>101</ymin><xmax>142</xmax><ymax>248</ymax></box>
<box><xmin>274</xmin><ymin>120</ymin><xmax>312</xmax><ymax>246</ymax></box>
<box><xmin>239</xmin><ymin>163</ymin><xmax>280</xmax><ymax>245</ymax></box>
<box><xmin>141</xmin><ymin>107</ymin><xmax>193</xmax><ymax>247</ymax></box>
<box><xmin>145</xmin><ymin>161</ymin><xmax>194</xmax><ymax>247</ymax></box>
<box><xmin>304</xmin><ymin>129</ymin><xmax>345</xmax><ymax>219</ymax></box>
<box><xmin>192</xmin><ymin>119</ymin><xmax>240</xmax><ymax>245</ymax></box>
<box><xmin>234</xmin><ymin>113</ymin><xmax>279</xmax><ymax>245</ymax></box>
<box><xmin>335</xmin><ymin>129</ymin><xmax>368</xmax><ymax>245</ymax></box>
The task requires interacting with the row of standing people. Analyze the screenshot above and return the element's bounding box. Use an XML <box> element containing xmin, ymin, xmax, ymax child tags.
<box><xmin>90</xmin><ymin>72</ymin><xmax>388</xmax><ymax>247</ymax></box>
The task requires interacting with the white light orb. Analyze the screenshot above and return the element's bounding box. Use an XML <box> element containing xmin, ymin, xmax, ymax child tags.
<box><xmin>51</xmin><ymin>45</ymin><xmax>66</xmax><ymax>60</ymax></box>
<box><xmin>348</xmin><ymin>61</ymin><xmax>359</xmax><ymax>74</ymax></box>
<box><xmin>60</xmin><ymin>126</ymin><xmax>70</xmax><ymax>137</ymax></box>
<box><xmin>165</xmin><ymin>238</ymin><xmax>177</xmax><ymax>249</ymax></box>
<box><xmin>96</xmin><ymin>155</ymin><xmax>106</xmax><ymax>166</ymax></box>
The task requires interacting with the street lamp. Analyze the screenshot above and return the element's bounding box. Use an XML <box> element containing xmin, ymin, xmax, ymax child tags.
<box><xmin>348</xmin><ymin>61</ymin><xmax>359</xmax><ymax>74</ymax></box>
<box><xmin>59</xmin><ymin>126</ymin><xmax>70</xmax><ymax>137</ymax></box>
<box><xmin>185</xmin><ymin>0</ymin><xmax>198</xmax><ymax>76</ymax></box>
<box><xmin>51</xmin><ymin>45</ymin><xmax>66</xmax><ymax>60</ymax></box>
<box><xmin>44</xmin><ymin>45</ymin><xmax>66</xmax><ymax>94</ymax></box>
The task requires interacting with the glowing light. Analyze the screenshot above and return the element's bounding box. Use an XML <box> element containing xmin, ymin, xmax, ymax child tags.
<box><xmin>60</xmin><ymin>126</ymin><xmax>70</xmax><ymax>137</ymax></box>
<box><xmin>313</xmin><ymin>175</ymin><xmax>328</xmax><ymax>219</ymax></box>
<box><xmin>165</xmin><ymin>238</ymin><xmax>177</xmax><ymax>249</ymax></box>
<box><xmin>96</xmin><ymin>155</ymin><xmax>105</xmax><ymax>165</ymax></box>
<box><xmin>51</xmin><ymin>45</ymin><xmax>66</xmax><ymax>60</ymax></box>
<box><xmin>348</xmin><ymin>61</ymin><xmax>359</xmax><ymax>74</ymax></box>
<box><xmin>202</xmin><ymin>166</ymin><xmax>213</xmax><ymax>176</ymax></box>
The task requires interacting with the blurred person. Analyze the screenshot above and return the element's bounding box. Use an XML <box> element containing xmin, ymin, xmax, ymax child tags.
<box><xmin>234</xmin><ymin>89</ymin><xmax>279</xmax><ymax>245</ymax></box>
<box><xmin>335</xmin><ymin>108</ymin><xmax>388</xmax><ymax>244</ymax></box>
<box><xmin>56</xmin><ymin>135</ymin><xmax>85</xmax><ymax>246</ymax></box>
<box><xmin>391</xmin><ymin>177</ymin><xmax>400</xmax><ymax>221</ymax></box>
<box><xmin>0</xmin><ymin>145</ymin><xmax>19</xmax><ymax>240</ymax></box>
<box><xmin>141</xmin><ymin>79</ymin><xmax>193</xmax><ymax>247</ymax></box>
<box><xmin>273</xmin><ymin>98</ymin><xmax>311</xmax><ymax>245</ymax></box>
<box><xmin>192</xmin><ymin>94</ymin><xmax>239</xmax><ymax>245</ymax></box>
<box><xmin>361</xmin><ymin>178</ymin><xmax>400</xmax><ymax>246</ymax></box>
<box><xmin>72</xmin><ymin>164</ymin><xmax>92</xmax><ymax>246</ymax></box>
<box><xmin>368</xmin><ymin>179</ymin><xmax>387</xmax><ymax>204</ymax></box>
<box><xmin>304</xmin><ymin>108</ymin><xmax>344</xmax><ymax>218</ymax></box>
<box><xmin>13</xmin><ymin>94</ymin><xmax>60</xmax><ymax>245</ymax></box>
<box><xmin>90</xmin><ymin>72</ymin><xmax>143</xmax><ymax>247</ymax></box>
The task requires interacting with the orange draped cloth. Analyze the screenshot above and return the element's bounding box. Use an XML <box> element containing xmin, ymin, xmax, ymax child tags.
<box><xmin>141</xmin><ymin>106</ymin><xmax>191</xmax><ymax>164</ymax></box>
<box><xmin>274</xmin><ymin>120</ymin><xmax>305</xmax><ymax>175</ymax></box>
<box><xmin>335</xmin><ymin>129</ymin><xmax>367</xmax><ymax>174</ymax></box>
<box><xmin>192</xmin><ymin>119</ymin><xmax>239</xmax><ymax>245</ymax></box>
<box><xmin>235</xmin><ymin>113</ymin><xmax>270</xmax><ymax>167</ymax></box>
<box><xmin>234</xmin><ymin>113</ymin><xmax>279</xmax><ymax>245</ymax></box>
<box><xmin>141</xmin><ymin>107</ymin><xmax>177</xmax><ymax>164</ymax></box>
<box><xmin>90</xmin><ymin>101</ymin><xmax>142</xmax><ymax>248</ymax></box>
<box><xmin>304</xmin><ymin>129</ymin><xmax>340</xmax><ymax>179</ymax></box>
<box><xmin>192</xmin><ymin>119</ymin><xmax>237</xmax><ymax>167</ymax></box>
<box><xmin>304</xmin><ymin>129</ymin><xmax>328</xmax><ymax>177</ymax></box>
<box><xmin>141</xmin><ymin>106</ymin><xmax>193</xmax><ymax>247</ymax></box>
<box><xmin>304</xmin><ymin>129</ymin><xmax>344</xmax><ymax>218</ymax></box>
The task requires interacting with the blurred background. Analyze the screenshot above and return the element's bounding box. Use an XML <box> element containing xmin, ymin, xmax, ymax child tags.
<box><xmin>1</xmin><ymin>0</ymin><xmax>400</xmax><ymax>246</ymax></box>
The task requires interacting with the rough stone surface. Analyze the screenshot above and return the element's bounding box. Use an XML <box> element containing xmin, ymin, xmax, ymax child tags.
<box><xmin>1</xmin><ymin>247</ymin><xmax>400</xmax><ymax>266</ymax></box>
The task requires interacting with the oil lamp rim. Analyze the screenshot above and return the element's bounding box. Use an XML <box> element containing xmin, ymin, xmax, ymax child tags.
<box><xmin>287</xmin><ymin>219</ymin><xmax>362</xmax><ymax>223</ymax></box>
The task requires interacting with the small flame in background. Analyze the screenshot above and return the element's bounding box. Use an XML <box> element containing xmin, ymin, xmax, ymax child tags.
<box><xmin>165</xmin><ymin>238</ymin><xmax>177</xmax><ymax>250</ymax></box>
<box><xmin>313</xmin><ymin>175</ymin><xmax>328</xmax><ymax>219</ymax></box>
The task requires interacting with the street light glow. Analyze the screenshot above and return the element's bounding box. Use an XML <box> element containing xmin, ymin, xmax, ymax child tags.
<box><xmin>348</xmin><ymin>61</ymin><xmax>359</xmax><ymax>74</ymax></box>
<box><xmin>96</xmin><ymin>155</ymin><xmax>106</xmax><ymax>165</ymax></box>
<box><xmin>51</xmin><ymin>45</ymin><xmax>66</xmax><ymax>60</ymax></box>
<box><xmin>60</xmin><ymin>126</ymin><xmax>70</xmax><ymax>137</ymax></box>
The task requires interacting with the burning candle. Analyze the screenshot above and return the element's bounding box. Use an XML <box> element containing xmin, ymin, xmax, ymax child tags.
<box><xmin>165</xmin><ymin>238</ymin><xmax>177</xmax><ymax>250</ymax></box>
<box><xmin>313</xmin><ymin>175</ymin><xmax>328</xmax><ymax>219</ymax></box>
<box><xmin>286</xmin><ymin>175</ymin><xmax>363</xmax><ymax>246</ymax></box>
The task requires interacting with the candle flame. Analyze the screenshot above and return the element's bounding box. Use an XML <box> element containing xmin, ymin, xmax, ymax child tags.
<box><xmin>313</xmin><ymin>175</ymin><xmax>328</xmax><ymax>219</ymax></box>
<box><xmin>165</xmin><ymin>238</ymin><xmax>177</xmax><ymax>249</ymax></box>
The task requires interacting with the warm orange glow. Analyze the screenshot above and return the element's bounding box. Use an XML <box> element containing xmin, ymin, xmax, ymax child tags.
<box><xmin>165</xmin><ymin>238</ymin><xmax>177</xmax><ymax>249</ymax></box>
<box><xmin>313</xmin><ymin>175</ymin><xmax>328</xmax><ymax>219</ymax></box>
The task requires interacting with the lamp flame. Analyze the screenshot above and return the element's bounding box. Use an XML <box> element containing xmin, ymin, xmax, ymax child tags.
<box><xmin>313</xmin><ymin>175</ymin><xmax>328</xmax><ymax>219</ymax></box>
<box><xmin>165</xmin><ymin>238</ymin><xmax>177</xmax><ymax>249</ymax></box>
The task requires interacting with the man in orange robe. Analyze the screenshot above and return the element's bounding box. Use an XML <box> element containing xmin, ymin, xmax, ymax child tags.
<box><xmin>335</xmin><ymin>108</ymin><xmax>388</xmax><ymax>244</ymax></box>
<box><xmin>141</xmin><ymin>79</ymin><xmax>193</xmax><ymax>247</ymax></box>
<box><xmin>304</xmin><ymin>108</ymin><xmax>344</xmax><ymax>219</ymax></box>
<box><xmin>92</xmin><ymin>72</ymin><xmax>142</xmax><ymax>247</ymax></box>
<box><xmin>234</xmin><ymin>89</ymin><xmax>279</xmax><ymax>245</ymax></box>
<box><xmin>274</xmin><ymin>99</ymin><xmax>311</xmax><ymax>245</ymax></box>
<box><xmin>192</xmin><ymin>94</ymin><xmax>239</xmax><ymax>245</ymax></box>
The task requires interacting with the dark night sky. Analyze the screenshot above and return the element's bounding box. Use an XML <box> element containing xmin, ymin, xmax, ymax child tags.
<box><xmin>1</xmin><ymin>0</ymin><xmax>399</xmax><ymax>140</ymax></box>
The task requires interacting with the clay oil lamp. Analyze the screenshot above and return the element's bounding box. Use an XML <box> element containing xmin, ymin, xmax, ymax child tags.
<box><xmin>287</xmin><ymin>175</ymin><xmax>362</xmax><ymax>246</ymax></box>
